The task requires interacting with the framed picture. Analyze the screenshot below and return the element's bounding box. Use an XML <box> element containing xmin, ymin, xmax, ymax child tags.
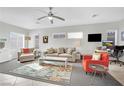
<box><xmin>52</xmin><ymin>32</ymin><xmax>66</xmax><ymax>39</ymax></box>
<box><xmin>106</xmin><ymin>30</ymin><xmax>118</xmax><ymax>45</ymax></box>
<box><xmin>43</xmin><ymin>36</ymin><xmax>48</xmax><ymax>43</ymax></box>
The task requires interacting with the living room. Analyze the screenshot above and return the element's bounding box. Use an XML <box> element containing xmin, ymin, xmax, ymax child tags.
<box><xmin>0</xmin><ymin>7</ymin><xmax>124</xmax><ymax>87</ymax></box>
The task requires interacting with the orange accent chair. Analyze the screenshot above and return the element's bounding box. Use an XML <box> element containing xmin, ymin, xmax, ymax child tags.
<box><xmin>82</xmin><ymin>53</ymin><xmax>109</xmax><ymax>73</ymax></box>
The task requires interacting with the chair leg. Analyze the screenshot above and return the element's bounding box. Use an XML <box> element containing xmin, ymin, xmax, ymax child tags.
<box><xmin>104</xmin><ymin>73</ymin><xmax>107</xmax><ymax>76</ymax></box>
<box><xmin>101</xmin><ymin>72</ymin><xmax>105</xmax><ymax>80</ymax></box>
<box><xmin>91</xmin><ymin>72</ymin><xmax>94</xmax><ymax>75</ymax></box>
<box><xmin>120</xmin><ymin>63</ymin><xmax>122</xmax><ymax>67</ymax></box>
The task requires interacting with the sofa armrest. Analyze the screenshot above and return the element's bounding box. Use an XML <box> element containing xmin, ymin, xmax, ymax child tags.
<box><xmin>83</xmin><ymin>55</ymin><xmax>92</xmax><ymax>60</ymax></box>
<box><xmin>71</xmin><ymin>51</ymin><xmax>77</xmax><ymax>62</ymax></box>
<box><xmin>43</xmin><ymin>51</ymin><xmax>48</xmax><ymax>56</ymax></box>
<box><xmin>18</xmin><ymin>52</ymin><xmax>21</xmax><ymax>61</ymax></box>
<box><xmin>72</xmin><ymin>51</ymin><xmax>77</xmax><ymax>56</ymax></box>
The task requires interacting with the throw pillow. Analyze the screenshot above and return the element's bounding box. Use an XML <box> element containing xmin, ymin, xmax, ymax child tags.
<box><xmin>22</xmin><ymin>48</ymin><xmax>30</xmax><ymax>54</ymax></box>
<box><xmin>92</xmin><ymin>53</ymin><xmax>101</xmax><ymax>60</ymax></box>
<box><xmin>64</xmin><ymin>48</ymin><xmax>68</xmax><ymax>53</ymax></box>
<box><xmin>54</xmin><ymin>48</ymin><xmax>57</xmax><ymax>53</ymax></box>
<box><xmin>47</xmin><ymin>48</ymin><xmax>54</xmax><ymax>54</ymax></box>
<box><xmin>67</xmin><ymin>48</ymin><xmax>73</xmax><ymax>54</ymax></box>
<box><xmin>57</xmin><ymin>48</ymin><xmax>64</xmax><ymax>54</ymax></box>
<box><xmin>29</xmin><ymin>48</ymin><xmax>34</xmax><ymax>53</ymax></box>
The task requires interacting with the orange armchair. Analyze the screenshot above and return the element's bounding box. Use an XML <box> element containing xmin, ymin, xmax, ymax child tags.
<box><xmin>82</xmin><ymin>53</ymin><xmax>109</xmax><ymax>73</ymax></box>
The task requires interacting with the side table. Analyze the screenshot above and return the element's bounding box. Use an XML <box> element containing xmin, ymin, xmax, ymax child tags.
<box><xmin>90</xmin><ymin>64</ymin><xmax>108</xmax><ymax>85</ymax></box>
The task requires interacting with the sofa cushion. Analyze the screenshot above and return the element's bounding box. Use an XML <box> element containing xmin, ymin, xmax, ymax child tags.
<box><xmin>20</xmin><ymin>53</ymin><xmax>34</xmax><ymax>57</ymax></box>
<box><xmin>59</xmin><ymin>53</ymin><xmax>72</xmax><ymax>58</ymax></box>
<box><xmin>46</xmin><ymin>53</ymin><xmax>59</xmax><ymax>57</ymax></box>
<box><xmin>22</xmin><ymin>48</ymin><xmax>30</xmax><ymax>54</ymax></box>
<box><xmin>92</xmin><ymin>53</ymin><xmax>101</xmax><ymax>60</ymax></box>
<box><xmin>57</xmin><ymin>48</ymin><xmax>64</xmax><ymax>54</ymax></box>
<box><xmin>29</xmin><ymin>48</ymin><xmax>34</xmax><ymax>53</ymax></box>
<box><xmin>54</xmin><ymin>48</ymin><xmax>57</xmax><ymax>53</ymax></box>
<box><xmin>67</xmin><ymin>48</ymin><xmax>74</xmax><ymax>54</ymax></box>
<box><xmin>47</xmin><ymin>48</ymin><xmax>55</xmax><ymax>54</ymax></box>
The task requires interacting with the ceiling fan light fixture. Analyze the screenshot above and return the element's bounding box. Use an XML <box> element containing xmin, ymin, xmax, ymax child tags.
<box><xmin>37</xmin><ymin>7</ymin><xmax>65</xmax><ymax>24</ymax></box>
<box><xmin>48</xmin><ymin>16</ymin><xmax>53</xmax><ymax>20</ymax></box>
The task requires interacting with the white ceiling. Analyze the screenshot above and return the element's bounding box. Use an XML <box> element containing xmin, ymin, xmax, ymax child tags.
<box><xmin>0</xmin><ymin>7</ymin><xmax>124</xmax><ymax>30</ymax></box>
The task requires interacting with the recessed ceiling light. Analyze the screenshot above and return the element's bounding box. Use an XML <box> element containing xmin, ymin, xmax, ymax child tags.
<box><xmin>92</xmin><ymin>14</ymin><xmax>98</xmax><ymax>18</ymax></box>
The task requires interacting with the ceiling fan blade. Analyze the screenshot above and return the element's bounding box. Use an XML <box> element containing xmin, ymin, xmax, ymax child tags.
<box><xmin>53</xmin><ymin>15</ymin><xmax>65</xmax><ymax>21</ymax></box>
<box><xmin>50</xmin><ymin>19</ymin><xmax>53</xmax><ymax>24</ymax></box>
<box><xmin>37</xmin><ymin>16</ymin><xmax>48</xmax><ymax>20</ymax></box>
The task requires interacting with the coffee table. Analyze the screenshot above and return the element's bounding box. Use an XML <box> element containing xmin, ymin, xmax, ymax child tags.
<box><xmin>38</xmin><ymin>56</ymin><xmax>68</xmax><ymax>68</ymax></box>
<box><xmin>90</xmin><ymin>64</ymin><xmax>108</xmax><ymax>85</ymax></box>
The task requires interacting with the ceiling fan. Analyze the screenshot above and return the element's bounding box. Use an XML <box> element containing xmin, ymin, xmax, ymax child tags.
<box><xmin>37</xmin><ymin>7</ymin><xmax>65</xmax><ymax>24</ymax></box>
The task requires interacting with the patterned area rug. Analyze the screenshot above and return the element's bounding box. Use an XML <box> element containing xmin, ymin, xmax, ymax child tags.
<box><xmin>10</xmin><ymin>63</ymin><xmax>72</xmax><ymax>84</ymax></box>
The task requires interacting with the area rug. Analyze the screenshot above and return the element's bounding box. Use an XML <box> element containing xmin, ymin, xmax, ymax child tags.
<box><xmin>10</xmin><ymin>63</ymin><xmax>72</xmax><ymax>84</ymax></box>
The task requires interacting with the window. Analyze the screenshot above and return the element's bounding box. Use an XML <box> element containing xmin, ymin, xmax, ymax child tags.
<box><xmin>52</xmin><ymin>33</ymin><xmax>66</xmax><ymax>39</ymax></box>
<box><xmin>67</xmin><ymin>32</ymin><xmax>83</xmax><ymax>39</ymax></box>
<box><xmin>10</xmin><ymin>32</ymin><xmax>24</xmax><ymax>50</ymax></box>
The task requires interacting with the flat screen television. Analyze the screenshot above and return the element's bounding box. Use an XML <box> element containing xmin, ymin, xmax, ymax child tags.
<box><xmin>88</xmin><ymin>34</ymin><xmax>102</xmax><ymax>42</ymax></box>
<box><xmin>102</xmin><ymin>41</ymin><xmax>114</xmax><ymax>49</ymax></box>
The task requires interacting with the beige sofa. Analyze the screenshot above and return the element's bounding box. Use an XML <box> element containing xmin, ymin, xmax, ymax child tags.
<box><xmin>18</xmin><ymin>48</ymin><xmax>36</xmax><ymax>63</ymax></box>
<box><xmin>44</xmin><ymin>47</ymin><xmax>79</xmax><ymax>62</ymax></box>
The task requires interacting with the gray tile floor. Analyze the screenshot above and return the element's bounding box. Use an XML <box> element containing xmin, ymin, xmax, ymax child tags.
<box><xmin>0</xmin><ymin>59</ymin><xmax>122</xmax><ymax>86</ymax></box>
<box><xmin>0</xmin><ymin>73</ymin><xmax>59</xmax><ymax>86</ymax></box>
<box><xmin>109</xmin><ymin>63</ymin><xmax>124</xmax><ymax>85</ymax></box>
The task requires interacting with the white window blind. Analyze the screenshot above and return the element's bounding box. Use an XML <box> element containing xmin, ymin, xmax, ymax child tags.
<box><xmin>10</xmin><ymin>32</ymin><xmax>24</xmax><ymax>50</ymax></box>
<box><xmin>67</xmin><ymin>32</ymin><xmax>83</xmax><ymax>39</ymax></box>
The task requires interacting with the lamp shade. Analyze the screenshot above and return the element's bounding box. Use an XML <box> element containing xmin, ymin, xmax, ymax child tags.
<box><xmin>25</xmin><ymin>36</ymin><xmax>31</xmax><ymax>40</ymax></box>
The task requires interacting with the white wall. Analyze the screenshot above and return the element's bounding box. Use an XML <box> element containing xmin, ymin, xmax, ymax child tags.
<box><xmin>29</xmin><ymin>20</ymin><xmax>124</xmax><ymax>54</ymax></box>
<box><xmin>0</xmin><ymin>22</ymin><xmax>29</xmax><ymax>62</ymax></box>
<box><xmin>118</xmin><ymin>21</ymin><xmax>124</xmax><ymax>45</ymax></box>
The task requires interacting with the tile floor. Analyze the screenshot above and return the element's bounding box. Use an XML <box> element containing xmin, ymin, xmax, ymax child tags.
<box><xmin>109</xmin><ymin>63</ymin><xmax>124</xmax><ymax>85</ymax></box>
<box><xmin>0</xmin><ymin>73</ymin><xmax>59</xmax><ymax>86</ymax></box>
